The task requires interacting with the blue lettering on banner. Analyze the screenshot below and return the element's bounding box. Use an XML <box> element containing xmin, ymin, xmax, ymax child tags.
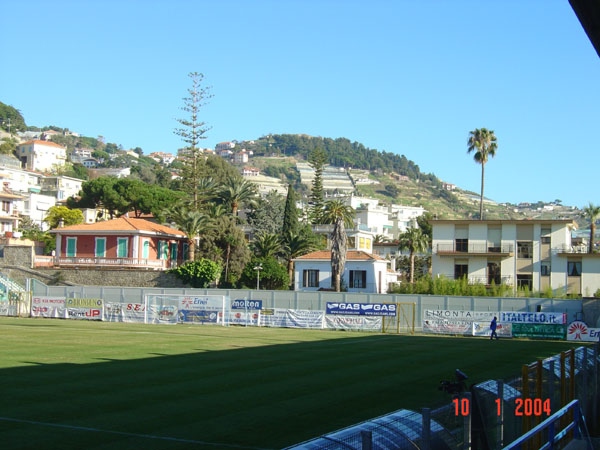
<box><xmin>500</xmin><ymin>312</ymin><xmax>565</xmax><ymax>324</ymax></box>
<box><xmin>326</xmin><ymin>302</ymin><xmax>396</xmax><ymax>317</ymax></box>
<box><xmin>231</xmin><ymin>299</ymin><xmax>263</xmax><ymax>310</ymax></box>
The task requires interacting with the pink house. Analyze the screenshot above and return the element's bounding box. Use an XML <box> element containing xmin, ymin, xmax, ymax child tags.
<box><xmin>47</xmin><ymin>217</ymin><xmax>188</xmax><ymax>270</ymax></box>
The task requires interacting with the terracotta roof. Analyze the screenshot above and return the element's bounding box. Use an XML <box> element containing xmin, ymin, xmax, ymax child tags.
<box><xmin>294</xmin><ymin>250</ymin><xmax>386</xmax><ymax>261</ymax></box>
<box><xmin>50</xmin><ymin>217</ymin><xmax>186</xmax><ymax>237</ymax></box>
<box><xmin>18</xmin><ymin>140</ymin><xmax>66</xmax><ymax>149</ymax></box>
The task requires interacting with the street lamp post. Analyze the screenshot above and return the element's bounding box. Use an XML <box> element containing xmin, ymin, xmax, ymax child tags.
<box><xmin>254</xmin><ymin>264</ymin><xmax>263</xmax><ymax>290</ymax></box>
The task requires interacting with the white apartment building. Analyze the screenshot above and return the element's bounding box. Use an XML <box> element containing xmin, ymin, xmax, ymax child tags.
<box><xmin>431</xmin><ymin>219</ymin><xmax>600</xmax><ymax>297</ymax></box>
<box><xmin>349</xmin><ymin>196</ymin><xmax>425</xmax><ymax>239</ymax></box>
<box><xmin>0</xmin><ymin>188</ymin><xmax>22</xmax><ymax>235</ymax></box>
<box><xmin>16</xmin><ymin>140</ymin><xmax>67</xmax><ymax>172</ymax></box>
<box><xmin>18</xmin><ymin>193</ymin><xmax>56</xmax><ymax>231</ymax></box>
<box><xmin>39</xmin><ymin>176</ymin><xmax>83</xmax><ymax>202</ymax></box>
<box><xmin>0</xmin><ymin>157</ymin><xmax>81</xmax><ymax>230</ymax></box>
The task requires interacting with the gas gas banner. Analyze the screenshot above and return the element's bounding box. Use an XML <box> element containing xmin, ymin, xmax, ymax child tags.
<box><xmin>65</xmin><ymin>298</ymin><xmax>103</xmax><ymax>320</ymax></box>
<box><xmin>31</xmin><ymin>296</ymin><xmax>66</xmax><ymax>318</ymax></box>
<box><xmin>326</xmin><ymin>302</ymin><xmax>397</xmax><ymax>316</ymax></box>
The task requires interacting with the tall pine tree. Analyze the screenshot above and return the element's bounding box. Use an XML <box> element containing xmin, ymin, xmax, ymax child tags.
<box><xmin>174</xmin><ymin>72</ymin><xmax>213</xmax><ymax>210</ymax></box>
<box><xmin>282</xmin><ymin>184</ymin><xmax>299</xmax><ymax>239</ymax></box>
<box><xmin>308</xmin><ymin>147</ymin><xmax>327</xmax><ymax>223</ymax></box>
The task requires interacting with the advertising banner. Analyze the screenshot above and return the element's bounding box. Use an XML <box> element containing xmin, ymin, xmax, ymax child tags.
<box><xmin>326</xmin><ymin>302</ymin><xmax>397</xmax><ymax>316</ymax></box>
<box><xmin>423</xmin><ymin>317</ymin><xmax>472</xmax><ymax>335</ymax></box>
<box><xmin>261</xmin><ymin>309</ymin><xmax>324</xmax><ymax>329</ymax></box>
<box><xmin>104</xmin><ymin>302</ymin><xmax>147</xmax><ymax>323</ymax></box>
<box><xmin>65</xmin><ymin>298</ymin><xmax>103</xmax><ymax>320</ymax></box>
<box><xmin>499</xmin><ymin>311</ymin><xmax>566</xmax><ymax>324</ymax></box>
<box><xmin>31</xmin><ymin>296</ymin><xmax>66</xmax><ymax>318</ymax></box>
<box><xmin>231</xmin><ymin>299</ymin><xmax>263</xmax><ymax>310</ymax></box>
<box><xmin>228</xmin><ymin>310</ymin><xmax>261</xmax><ymax>326</ymax></box>
<box><xmin>566</xmin><ymin>321</ymin><xmax>600</xmax><ymax>342</ymax></box>
<box><xmin>472</xmin><ymin>321</ymin><xmax>512</xmax><ymax>338</ymax></box>
<box><xmin>423</xmin><ymin>310</ymin><xmax>512</xmax><ymax>337</ymax></box>
<box><xmin>179</xmin><ymin>295</ymin><xmax>226</xmax><ymax>324</ymax></box>
<box><xmin>324</xmin><ymin>315</ymin><xmax>382</xmax><ymax>331</ymax></box>
<box><xmin>512</xmin><ymin>323</ymin><xmax>566</xmax><ymax>340</ymax></box>
<box><xmin>148</xmin><ymin>304</ymin><xmax>178</xmax><ymax>324</ymax></box>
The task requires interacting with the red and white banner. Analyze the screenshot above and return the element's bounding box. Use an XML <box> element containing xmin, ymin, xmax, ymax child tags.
<box><xmin>31</xmin><ymin>296</ymin><xmax>66</xmax><ymax>318</ymax></box>
<box><xmin>566</xmin><ymin>321</ymin><xmax>600</xmax><ymax>342</ymax></box>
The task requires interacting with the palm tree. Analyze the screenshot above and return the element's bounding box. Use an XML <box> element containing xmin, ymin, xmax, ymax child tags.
<box><xmin>217</xmin><ymin>175</ymin><xmax>258</xmax><ymax>218</ymax></box>
<box><xmin>397</xmin><ymin>226</ymin><xmax>429</xmax><ymax>283</ymax></box>
<box><xmin>467</xmin><ymin>128</ymin><xmax>498</xmax><ymax>220</ymax></box>
<box><xmin>166</xmin><ymin>204</ymin><xmax>212</xmax><ymax>262</ymax></box>
<box><xmin>319</xmin><ymin>200</ymin><xmax>355</xmax><ymax>292</ymax></box>
<box><xmin>252</xmin><ymin>232</ymin><xmax>284</xmax><ymax>259</ymax></box>
<box><xmin>582</xmin><ymin>202</ymin><xmax>600</xmax><ymax>253</ymax></box>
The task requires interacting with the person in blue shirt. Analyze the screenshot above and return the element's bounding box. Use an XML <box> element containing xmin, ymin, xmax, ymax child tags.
<box><xmin>490</xmin><ymin>316</ymin><xmax>499</xmax><ymax>340</ymax></box>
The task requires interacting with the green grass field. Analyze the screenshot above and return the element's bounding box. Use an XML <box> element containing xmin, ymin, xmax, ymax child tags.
<box><xmin>0</xmin><ymin>317</ymin><xmax>587</xmax><ymax>450</ymax></box>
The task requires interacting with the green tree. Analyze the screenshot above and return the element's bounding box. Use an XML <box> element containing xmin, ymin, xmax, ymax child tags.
<box><xmin>113</xmin><ymin>178</ymin><xmax>182</xmax><ymax>218</ymax></box>
<box><xmin>0</xmin><ymin>102</ymin><xmax>27</xmax><ymax>133</ymax></box>
<box><xmin>165</xmin><ymin>204</ymin><xmax>212</xmax><ymax>262</ymax></box>
<box><xmin>240</xmin><ymin>256</ymin><xmax>289</xmax><ymax>290</ymax></box>
<box><xmin>416</xmin><ymin>212</ymin><xmax>433</xmax><ymax>247</ymax></box>
<box><xmin>246</xmin><ymin>190</ymin><xmax>285</xmax><ymax>235</ymax></box>
<box><xmin>67</xmin><ymin>176</ymin><xmax>126</xmax><ymax>218</ymax></box>
<box><xmin>308</xmin><ymin>148</ymin><xmax>327</xmax><ymax>223</ymax></box>
<box><xmin>582</xmin><ymin>202</ymin><xmax>600</xmax><ymax>253</ymax></box>
<box><xmin>398</xmin><ymin>226</ymin><xmax>429</xmax><ymax>283</ymax></box>
<box><xmin>18</xmin><ymin>216</ymin><xmax>55</xmax><ymax>255</ymax></box>
<box><xmin>44</xmin><ymin>206</ymin><xmax>84</xmax><ymax>229</ymax></box>
<box><xmin>217</xmin><ymin>175</ymin><xmax>258</xmax><ymax>218</ymax></box>
<box><xmin>174</xmin><ymin>72</ymin><xmax>213</xmax><ymax>209</ymax></box>
<box><xmin>467</xmin><ymin>128</ymin><xmax>498</xmax><ymax>220</ymax></box>
<box><xmin>319</xmin><ymin>200</ymin><xmax>355</xmax><ymax>292</ymax></box>
<box><xmin>0</xmin><ymin>136</ymin><xmax>18</xmax><ymax>155</ymax></box>
<box><xmin>169</xmin><ymin>259</ymin><xmax>221</xmax><ymax>288</ymax></box>
<box><xmin>284</xmin><ymin>225</ymin><xmax>322</xmax><ymax>290</ymax></box>
<box><xmin>252</xmin><ymin>232</ymin><xmax>284</xmax><ymax>259</ymax></box>
<box><xmin>282</xmin><ymin>184</ymin><xmax>299</xmax><ymax>239</ymax></box>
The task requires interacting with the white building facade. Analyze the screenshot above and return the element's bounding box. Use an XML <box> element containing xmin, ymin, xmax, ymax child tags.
<box><xmin>349</xmin><ymin>196</ymin><xmax>425</xmax><ymax>240</ymax></box>
<box><xmin>431</xmin><ymin>219</ymin><xmax>600</xmax><ymax>296</ymax></box>
<box><xmin>293</xmin><ymin>250</ymin><xmax>392</xmax><ymax>293</ymax></box>
<box><xmin>16</xmin><ymin>140</ymin><xmax>67</xmax><ymax>172</ymax></box>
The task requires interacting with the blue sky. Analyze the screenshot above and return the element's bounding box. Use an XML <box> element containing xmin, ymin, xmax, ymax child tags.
<box><xmin>1</xmin><ymin>0</ymin><xmax>598</xmax><ymax>208</ymax></box>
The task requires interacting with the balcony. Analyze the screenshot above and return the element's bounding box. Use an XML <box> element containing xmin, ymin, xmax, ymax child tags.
<box><xmin>556</xmin><ymin>244</ymin><xmax>588</xmax><ymax>255</ymax></box>
<box><xmin>34</xmin><ymin>256</ymin><xmax>176</xmax><ymax>270</ymax></box>
<box><xmin>434</xmin><ymin>243</ymin><xmax>514</xmax><ymax>257</ymax></box>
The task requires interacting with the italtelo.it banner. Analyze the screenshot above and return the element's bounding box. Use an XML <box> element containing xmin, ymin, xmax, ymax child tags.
<box><xmin>499</xmin><ymin>311</ymin><xmax>567</xmax><ymax>340</ymax></box>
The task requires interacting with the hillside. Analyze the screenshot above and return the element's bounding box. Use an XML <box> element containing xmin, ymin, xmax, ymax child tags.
<box><xmin>249</xmin><ymin>153</ymin><xmax>581</xmax><ymax>222</ymax></box>
<box><xmin>0</xmin><ymin>111</ymin><xmax>583</xmax><ymax>222</ymax></box>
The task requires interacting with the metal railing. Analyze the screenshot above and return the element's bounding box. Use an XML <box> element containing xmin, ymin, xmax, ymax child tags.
<box><xmin>33</xmin><ymin>256</ymin><xmax>172</xmax><ymax>270</ymax></box>
<box><xmin>435</xmin><ymin>243</ymin><xmax>514</xmax><ymax>254</ymax></box>
<box><xmin>502</xmin><ymin>399</ymin><xmax>592</xmax><ymax>450</ymax></box>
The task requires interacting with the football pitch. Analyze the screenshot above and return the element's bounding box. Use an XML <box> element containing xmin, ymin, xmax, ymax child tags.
<box><xmin>0</xmin><ymin>317</ymin><xmax>584</xmax><ymax>450</ymax></box>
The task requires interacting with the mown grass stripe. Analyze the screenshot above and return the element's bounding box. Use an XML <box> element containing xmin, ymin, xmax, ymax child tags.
<box><xmin>0</xmin><ymin>416</ymin><xmax>273</xmax><ymax>450</ymax></box>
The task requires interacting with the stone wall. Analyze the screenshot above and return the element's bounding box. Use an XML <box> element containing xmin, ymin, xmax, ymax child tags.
<box><xmin>0</xmin><ymin>245</ymin><xmax>186</xmax><ymax>288</ymax></box>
